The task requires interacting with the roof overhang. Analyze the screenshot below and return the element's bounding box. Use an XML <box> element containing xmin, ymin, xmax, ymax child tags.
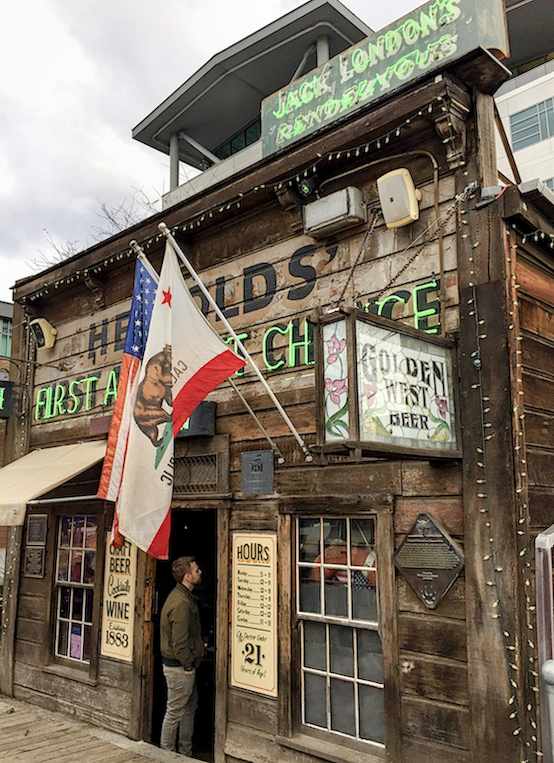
<box><xmin>504</xmin><ymin>0</ymin><xmax>554</xmax><ymax>70</ymax></box>
<box><xmin>0</xmin><ymin>441</ymin><xmax>106</xmax><ymax>526</ymax></box>
<box><xmin>132</xmin><ymin>0</ymin><xmax>371</xmax><ymax>169</ymax></box>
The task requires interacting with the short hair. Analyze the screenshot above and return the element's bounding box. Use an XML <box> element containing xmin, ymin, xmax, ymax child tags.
<box><xmin>172</xmin><ymin>556</ymin><xmax>196</xmax><ymax>582</ymax></box>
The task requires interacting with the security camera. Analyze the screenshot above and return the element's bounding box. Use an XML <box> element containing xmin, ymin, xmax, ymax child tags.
<box><xmin>30</xmin><ymin>318</ymin><xmax>57</xmax><ymax>349</ymax></box>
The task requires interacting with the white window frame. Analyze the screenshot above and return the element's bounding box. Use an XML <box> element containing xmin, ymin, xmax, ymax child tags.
<box><xmin>296</xmin><ymin>516</ymin><xmax>385</xmax><ymax>749</ymax></box>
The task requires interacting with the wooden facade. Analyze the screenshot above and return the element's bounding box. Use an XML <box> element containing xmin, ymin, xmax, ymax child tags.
<box><xmin>1</xmin><ymin>58</ymin><xmax>554</xmax><ymax>763</ymax></box>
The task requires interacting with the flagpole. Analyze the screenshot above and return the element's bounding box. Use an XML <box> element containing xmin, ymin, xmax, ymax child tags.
<box><xmin>129</xmin><ymin>240</ymin><xmax>160</xmax><ymax>282</ymax></box>
<box><xmin>130</xmin><ymin>237</ymin><xmax>289</xmax><ymax>464</ymax></box>
<box><xmin>228</xmin><ymin>378</ymin><xmax>286</xmax><ymax>464</ymax></box>
<box><xmin>158</xmin><ymin>222</ymin><xmax>314</xmax><ymax>462</ymax></box>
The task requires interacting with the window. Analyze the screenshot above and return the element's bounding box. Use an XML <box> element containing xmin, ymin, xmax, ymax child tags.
<box><xmin>546</xmin><ymin>178</ymin><xmax>554</xmax><ymax>191</ymax></box>
<box><xmin>511</xmin><ymin>98</ymin><xmax>554</xmax><ymax>152</ymax></box>
<box><xmin>215</xmin><ymin>117</ymin><xmax>261</xmax><ymax>160</ymax></box>
<box><xmin>0</xmin><ymin>318</ymin><xmax>11</xmax><ymax>357</ymax></box>
<box><xmin>54</xmin><ymin>515</ymin><xmax>97</xmax><ymax>663</ymax></box>
<box><xmin>297</xmin><ymin>517</ymin><xmax>385</xmax><ymax>748</ymax></box>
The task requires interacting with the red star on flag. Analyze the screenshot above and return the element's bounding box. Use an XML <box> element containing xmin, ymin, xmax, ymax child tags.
<box><xmin>162</xmin><ymin>287</ymin><xmax>172</xmax><ymax>307</ymax></box>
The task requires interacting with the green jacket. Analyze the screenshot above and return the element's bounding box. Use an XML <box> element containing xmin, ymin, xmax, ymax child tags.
<box><xmin>160</xmin><ymin>583</ymin><xmax>204</xmax><ymax>670</ymax></box>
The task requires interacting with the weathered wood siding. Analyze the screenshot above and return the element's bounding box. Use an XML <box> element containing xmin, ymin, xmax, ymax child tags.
<box><xmin>518</xmin><ymin>257</ymin><xmax>554</xmax><ymax>533</ymax></box>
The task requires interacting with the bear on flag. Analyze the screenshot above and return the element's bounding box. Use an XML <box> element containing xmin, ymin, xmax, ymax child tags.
<box><xmin>115</xmin><ymin>242</ymin><xmax>245</xmax><ymax>558</ymax></box>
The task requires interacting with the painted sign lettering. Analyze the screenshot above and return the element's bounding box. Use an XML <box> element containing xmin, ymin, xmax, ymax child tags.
<box><xmin>100</xmin><ymin>533</ymin><xmax>137</xmax><ymax>662</ymax></box>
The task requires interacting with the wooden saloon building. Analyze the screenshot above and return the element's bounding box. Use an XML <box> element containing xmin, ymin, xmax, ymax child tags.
<box><xmin>2</xmin><ymin>1</ymin><xmax>554</xmax><ymax>761</ymax></box>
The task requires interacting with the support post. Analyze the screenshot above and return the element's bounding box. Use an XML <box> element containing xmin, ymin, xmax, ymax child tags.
<box><xmin>169</xmin><ymin>132</ymin><xmax>180</xmax><ymax>191</ymax></box>
<box><xmin>316</xmin><ymin>35</ymin><xmax>329</xmax><ymax>65</ymax></box>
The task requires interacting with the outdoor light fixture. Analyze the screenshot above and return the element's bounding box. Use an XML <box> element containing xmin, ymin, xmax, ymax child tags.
<box><xmin>296</xmin><ymin>175</ymin><xmax>320</xmax><ymax>199</ymax></box>
<box><xmin>29</xmin><ymin>318</ymin><xmax>58</xmax><ymax>349</ymax></box>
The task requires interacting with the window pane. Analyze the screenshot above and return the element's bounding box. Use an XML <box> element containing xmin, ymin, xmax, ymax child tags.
<box><xmin>70</xmin><ymin>624</ymin><xmax>82</xmax><ymax>660</ymax></box>
<box><xmin>299</xmin><ymin>567</ymin><xmax>321</xmax><ymax>614</ymax></box>
<box><xmin>350</xmin><ymin>518</ymin><xmax>375</xmax><ymax>561</ymax></box>
<box><xmin>303</xmin><ymin>621</ymin><xmax>326</xmax><ymax>671</ymax></box>
<box><xmin>72</xmin><ymin>516</ymin><xmax>85</xmax><ymax>547</ymax></box>
<box><xmin>57</xmin><ymin>549</ymin><xmax>69</xmax><ymax>582</ymax></box>
<box><xmin>72</xmin><ymin>588</ymin><xmax>84</xmax><ymax>621</ymax></box>
<box><xmin>85</xmin><ymin>588</ymin><xmax>94</xmax><ymax>624</ymax></box>
<box><xmin>57</xmin><ymin>620</ymin><xmax>69</xmax><ymax>657</ymax></box>
<box><xmin>357</xmin><ymin>629</ymin><xmax>383</xmax><ymax>683</ymax></box>
<box><xmin>231</xmin><ymin>134</ymin><xmax>245</xmax><ymax>154</ymax></box>
<box><xmin>85</xmin><ymin>517</ymin><xmax>97</xmax><ymax>549</ymax></box>
<box><xmin>299</xmin><ymin>518</ymin><xmax>320</xmax><ymax>562</ymax></box>
<box><xmin>329</xmin><ymin>624</ymin><xmax>353</xmax><ymax>677</ymax></box>
<box><xmin>323</xmin><ymin>519</ymin><xmax>346</xmax><ymax>558</ymax></box>
<box><xmin>352</xmin><ymin>570</ymin><xmax>378</xmax><ymax>622</ymax></box>
<box><xmin>59</xmin><ymin>586</ymin><xmax>71</xmax><ymax>619</ymax></box>
<box><xmin>304</xmin><ymin>672</ymin><xmax>327</xmax><ymax>727</ymax></box>
<box><xmin>330</xmin><ymin>678</ymin><xmax>355</xmax><ymax>736</ymax></box>
<box><xmin>245</xmin><ymin>120</ymin><xmax>261</xmax><ymax>144</ymax></box>
<box><xmin>324</xmin><ymin>576</ymin><xmax>348</xmax><ymax>618</ymax></box>
<box><xmin>216</xmin><ymin>143</ymin><xmax>231</xmax><ymax>160</ymax></box>
<box><xmin>83</xmin><ymin>625</ymin><xmax>93</xmax><ymax>662</ymax></box>
<box><xmin>83</xmin><ymin>551</ymin><xmax>95</xmax><ymax>584</ymax></box>
<box><xmin>359</xmin><ymin>684</ymin><xmax>385</xmax><ymax>744</ymax></box>
<box><xmin>60</xmin><ymin>517</ymin><xmax>72</xmax><ymax>547</ymax></box>
<box><xmin>70</xmin><ymin>550</ymin><xmax>82</xmax><ymax>583</ymax></box>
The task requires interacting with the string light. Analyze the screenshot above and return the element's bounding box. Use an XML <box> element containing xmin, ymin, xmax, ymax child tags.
<box><xmin>25</xmin><ymin>96</ymin><xmax>453</xmax><ymax>301</ymax></box>
<box><xmin>462</xmin><ymin>210</ymin><xmax>539</xmax><ymax>757</ymax></box>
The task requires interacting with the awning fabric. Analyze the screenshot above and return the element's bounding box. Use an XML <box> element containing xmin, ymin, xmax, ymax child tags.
<box><xmin>0</xmin><ymin>441</ymin><xmax>106</xmax><ymax>526</ymax></box>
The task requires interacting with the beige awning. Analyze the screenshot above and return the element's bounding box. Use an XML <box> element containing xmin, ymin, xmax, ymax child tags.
<box><xmin>0</xmin><ymin>441</ymin><xmax>106</xmax><ymax>526</ymax></box>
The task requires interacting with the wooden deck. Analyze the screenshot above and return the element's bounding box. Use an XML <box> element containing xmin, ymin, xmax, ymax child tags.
<box><xmin>0</xmin><ymin>697</ymin><xmax>198</xmax><ymax>762</ymax></box>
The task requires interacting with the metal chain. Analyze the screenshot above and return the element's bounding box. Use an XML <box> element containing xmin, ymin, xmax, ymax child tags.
<box><xmin>366</xmin><ymin>183</ymin><xmax>477</xmax><ymax>310</ymax></box>
<box><xmin>335</xmin><ymin>209</ymin><xmax>381</xmax><ymax>308</ymax></box>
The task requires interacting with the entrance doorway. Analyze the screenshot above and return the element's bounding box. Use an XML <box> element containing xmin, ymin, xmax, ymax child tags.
<box><xmin>152</xmin><ymin>509</ymin><xmax>217</xmax><ymax>762</ymax></box>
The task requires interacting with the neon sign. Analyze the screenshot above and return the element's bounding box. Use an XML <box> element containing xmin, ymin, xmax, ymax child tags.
<box><xmin>34</xmin><ymin>278</ymin><xmax>441</xmax><ymax>422</ymax></box>
<box><xmin>261</xmin><ymin>0</ymin><xmax>508</xmax><ymax>155</ymax></box>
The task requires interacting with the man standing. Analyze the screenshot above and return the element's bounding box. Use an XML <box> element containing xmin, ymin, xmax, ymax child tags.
<box><xmin>160</xmin><ymin>556</ymin><xmax>204</xmax><ymax>756</ymax></box>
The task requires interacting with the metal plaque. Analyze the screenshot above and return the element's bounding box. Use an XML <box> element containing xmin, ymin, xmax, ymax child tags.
<box><xmin>24</xmin><ymin>547</ymin><xmax>46</xmax><ymax>578</ymax></box>
<box><xmin>242</xmin><ymin>450</ymin><xmax>274</xmax><ymax>495</ymax></box>
<box><xmin>26</xmin><ymin>514</ymin><xmax>47</xmax><ymax>546</ymax></box>
<box><xmin>394</xmin><ymin>513</ymin><xmax>464</xmax><ymax>609</ymax></box>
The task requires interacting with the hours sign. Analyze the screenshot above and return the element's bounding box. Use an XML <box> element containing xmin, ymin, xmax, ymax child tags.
<box><xmin>231</xmin><ymin>533</ymin><xmax>278</xmax><ymax>697</ymax></box>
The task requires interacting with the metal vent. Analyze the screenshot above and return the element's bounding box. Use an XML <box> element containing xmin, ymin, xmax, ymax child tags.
<box><xmin>174</xmin><ymin>454</ymin><xmax>218</xmax><ymax>494</ymax></box>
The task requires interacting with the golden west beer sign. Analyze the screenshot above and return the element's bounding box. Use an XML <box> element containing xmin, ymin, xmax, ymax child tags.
<box><xmin>316</xmin><ymin>309</ymin><xmax>460</xmax><ymax>459</ymax></box>
<box><xmin>261</xmin><ymin>0</ymin><xmax>509</xmax><ymax>155</ymax></box>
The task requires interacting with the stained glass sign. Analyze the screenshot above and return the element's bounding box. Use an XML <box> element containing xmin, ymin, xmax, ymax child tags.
<box><xmin>317</xmin><ymin>309</ymin><xmax>459</xmax><ymax>458</ymax></box>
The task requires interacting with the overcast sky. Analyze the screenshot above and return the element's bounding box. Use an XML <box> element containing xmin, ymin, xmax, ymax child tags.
<box><xmin>0</xmin><ymin>0</ymin><xmax>417</xmax><ymax>303</ymax></box>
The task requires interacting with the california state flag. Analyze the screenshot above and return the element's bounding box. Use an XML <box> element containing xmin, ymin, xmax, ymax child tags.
<box><xmin>117</xmin><ymin>242</ymin><xmax>246</xmax><ymax>558</ymax></box>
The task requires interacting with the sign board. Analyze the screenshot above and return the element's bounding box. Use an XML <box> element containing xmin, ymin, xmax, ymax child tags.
<box><xmin>0</xmin><ymin>380</ymin><xmax>14</xmax><ymax>418</ymax></box>
<box><xmin>100</xmin><ymin>533</ymin><xmax>137</xmax><ymax>662</ymax></box>
<box><xmin>261</xmin><ymin>0</ymin><xmax>509</xmax><ymax>156</ymax></box>
<box><xmin>177</xmin><ymin>401</ymin><xmax>216</xmax><ymax>438</ymax></box>
<box><xmin>241</xmin><ymin>450</ymin><xmax>274</xmax><ymax>495</ymax></box>
<box><xmin>231</xmin><ymin>533</ymin><xmax>277</xmax><ymax>696</ymax></box>
<box><xmin>394</xmin><ymin>513</ymin><xmax>464</xmax><ymax>609</ymax></box>
<box><xmin>319</xmin><ymin>309</ymin><xmax>459</xmax><ymax>458</ymax></box>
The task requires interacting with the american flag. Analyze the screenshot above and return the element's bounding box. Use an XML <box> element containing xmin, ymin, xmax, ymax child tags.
<box><xmin>97</xmin><ymin>259</ymin><xmax>158</xmax><ymax>517</ymax></box>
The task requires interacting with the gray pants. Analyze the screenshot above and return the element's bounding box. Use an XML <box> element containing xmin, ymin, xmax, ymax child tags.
<box><xmin>160</xmin><ymin>665</ymin><xmax>198</xmax><ymax>756</ymax></box>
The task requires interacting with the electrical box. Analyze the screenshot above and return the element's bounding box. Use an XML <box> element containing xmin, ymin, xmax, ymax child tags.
<box><xmin>377</xmin><ymin>168</ymin><xmax>421</xmax><ymax>229</ymax></box>
<box><xmin>303</xmin><ymin>186</ymin><xmax>366</xmax><ymax>238</ymax></box>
